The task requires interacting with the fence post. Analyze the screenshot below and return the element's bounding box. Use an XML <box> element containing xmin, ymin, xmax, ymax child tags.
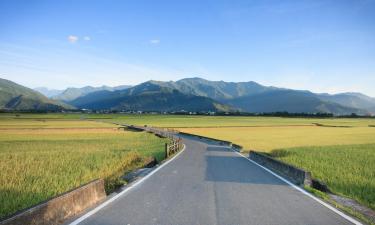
<box><xmin>165</xmin><ymin>143</ymin><xmax>169</xmax><ymax>158</ymax></box>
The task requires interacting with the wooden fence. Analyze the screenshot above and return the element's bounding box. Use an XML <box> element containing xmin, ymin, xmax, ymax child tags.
<box><xmin>120</xmin><ymin>123</ymin><xmax>183</xmax><ymax>158</ymax></box>
<box><xmin>165</xmin><ymin>138</ymin><xmax>183</xmax><ymax>158</ymax></box>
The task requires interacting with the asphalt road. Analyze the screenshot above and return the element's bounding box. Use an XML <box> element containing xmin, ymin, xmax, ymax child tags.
<box><xmin>70</xmin><ymin>135</ymin><xmax>357</xmax><ymax>225</ymax></box>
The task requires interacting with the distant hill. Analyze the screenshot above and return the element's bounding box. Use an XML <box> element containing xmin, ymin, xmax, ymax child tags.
<box><xmin>0</xmin><ymin>78</ymin><xmax>74</xmax><ymax>111</ymax></box>
<box><xmin>226</xmin><ymin>90</ymin><xmax>366</xmax><ymax>114</ymax></box>
<box><xmin>145</xmin><ymin>77</ymin><xmax>279</xmax><ymax>100</ymax></box>
<box><xmin>70</xmin><ymin>81</ymin><xmax>231</xmax><ymax>112</ymax></box>
<box><xmin>318</xmin><ymin>92</ymin><xmax>375</xmax><ymax>113</ymax></box>
<box><xmin>34</xmin><ymin>87</ymin><xmax>64</xmax><ymax>98</ymax></box>
<box><xmin>53</xmin><ymin>85</ymin><xmax>131</xmax><ymax>102</ymax></box>
<box><xmin>172</xmin><ymin>78</ymin><xmax>373</xmax><ymax>114</ymax></box>
<box><xmin>116</xmin><ymin>78</ymin><xmax>369</xmax><ymax>115</ymax></box>
<box><xmin>66</xmin><ymin>77</ymin><xmax>374</xmax><ymax>115</ymax></box>
<box><xmin>4</xmin><ymin>77</ymin><xmax>375</xmax><ymax>115</ymax></box>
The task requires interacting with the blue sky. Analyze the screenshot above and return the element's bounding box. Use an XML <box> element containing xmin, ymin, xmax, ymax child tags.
<box><xmin>1</xmin><ymin>0</ymin><xmax>375</xmax><ymax>96</ymax></box>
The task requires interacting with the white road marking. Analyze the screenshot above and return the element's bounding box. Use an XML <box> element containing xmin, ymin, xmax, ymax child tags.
<box><xmin>68</xmin><ymin>144</ymin><xmax>186</xmax><ymax>225</ymax></box>
<box><xmin>232</xmin><ymin>149</ymin><xmax>363</xmax><ymax>225</ymax></box>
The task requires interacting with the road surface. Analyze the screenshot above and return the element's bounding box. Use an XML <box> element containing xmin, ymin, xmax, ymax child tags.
<box><xmin>69</xmin><ymin>134</ymin><xmax>357</xmax><ymax>225</ymax></box>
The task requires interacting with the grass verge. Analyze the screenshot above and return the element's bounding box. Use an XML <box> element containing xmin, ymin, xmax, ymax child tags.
<box><xmin>304</xmin><ymin>186</ymin><xmax>374</xmax><ymax>225</ymax></box>
<box><xmin>270</xmin><ymin>144</ymin><xmax>375</xmax><ymax>211</ymax></box>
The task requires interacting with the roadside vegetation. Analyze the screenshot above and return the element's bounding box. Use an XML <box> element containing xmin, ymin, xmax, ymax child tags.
<box><xmin>0</xmin><ymin>116</ymin><xmax>166</xmax><ymax>219</ymax></box>
<box><xmin>177</xmin><ymin>126</ymin><xmax>375</xmax><ymax>151</ymax></box>
<box><xmin>271</xmin><ymin>144</ymin><xmax>375</xmax><ymax>211</ymax></box>
<box><xmin>1</xmin><ymin>113</ymin><xmax>375</xmax><ymax>218</ymax></box>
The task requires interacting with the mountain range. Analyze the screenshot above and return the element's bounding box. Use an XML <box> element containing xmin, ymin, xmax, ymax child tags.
<box><xmin>1</xmin><ymin>77</ymin><xmax>375</xmax><ymax>115</ymax></box>
<box><xmin>69</xmin><ymin>81</ymin><xmax>230</xmax><ymax>112</ymax></box>
<box><xmin>33</xmin><ymin>87</ymin><xmax>64</xmax><ymax>98</ymax></box>
<box><xmin>34</xmin><ymin>85</ymin><xmax>131</xmax><ymax>101</ymax></box>
<box><xmin>0</xmin><ymin>78</ymin><xmax>74</xmax><ymax>111</ymax></box>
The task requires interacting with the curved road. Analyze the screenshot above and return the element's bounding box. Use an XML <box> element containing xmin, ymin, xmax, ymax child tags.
<box><xmin>69</xmin><ymin>135</ymin><xmax>357</xmax><ymax>225</ymax></box>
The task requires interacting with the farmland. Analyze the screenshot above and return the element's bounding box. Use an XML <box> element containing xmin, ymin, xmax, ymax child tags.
<box><xmin>106</xmin><ymin>114</ymin><xmax>375</xmax><ymax>128</ymax></box>
<box><xmin>1</xmin><ymin>113</ymin><xmax>375</xmax><ymax>218</ymax></box>
<box><xmin>177</xmin><ymin>126</ymin><xmax>375</xmax><ymax>151</ymax></box>
<box><xmin>271</xmin><ymin>144</ymin><xmax>375</xmax><ymax>210</ymax></box>
<box><xmin>0</xmin><ymin>116</ymin><xmax>167</xmax><ymax>219</ymax></box>
<box><xmin>3</xmin><ymin>113</ymin><xmax>374</xmax><ymax>128</ymax></box>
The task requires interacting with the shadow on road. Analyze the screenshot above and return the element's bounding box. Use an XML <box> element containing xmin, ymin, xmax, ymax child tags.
<box><xmin>206</xmin><ymin>146</ymin><xmax>230</xmax><ymax>152</ymax></box>
<box><xmin>205</xmin><ymin>154</ymin><xmax>287</xmax><ymax>185</ymax></box>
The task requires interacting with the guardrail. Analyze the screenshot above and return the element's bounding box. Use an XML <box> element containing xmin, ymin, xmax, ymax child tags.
<box><xmin>165</xmin><ymin>138</ymin><xmax>183</xmax><ymax>158</ymax></box>
<box><xmin>119</xmin><ymin>124</ymin><xmax>183</xmax><ymax>159</ymax></box>
<box><xmin>249</xmin><ymin>151</ymin><xmax>312</xmax><ymax>186</ymax></box>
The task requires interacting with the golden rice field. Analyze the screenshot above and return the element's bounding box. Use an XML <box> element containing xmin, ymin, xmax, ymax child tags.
<box><xmin>177</xmin><ymin>126</ymin><xmax>375</xmax><ymax>151</ymax></box>
<box><xmin>2</xmin><ymin>113</ymin><xmax>374</xmax><ymax>128</ymax></box>
<box><xmin>106</xmin><ymin>114</ymin><xmax>375</xmax><ymax>128</ymax></box>
<box><xmin>1</xmin><ymin>113</ymin><xmax>375</xmax><ymax>219</ymax></box>
<box><xmin>0</xmin><ymin>118</ymin><xmax>167</xmax><ymax>219</ymax></box>
<box><xmin>270</xmin><ymin>144</ymin><xmax>375</xmax><ymax>211</ymax></box>
<box><xmin>0</xmin><ymin>118</ymin><xmax>115</xmax><ymax>129</ymax></box>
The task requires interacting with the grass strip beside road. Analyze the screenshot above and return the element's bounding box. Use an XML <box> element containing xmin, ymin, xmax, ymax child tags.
<box><xmin>270</xmin><ymin>144</ymin><xmax>375</xmax><ymax>211</ymax></box>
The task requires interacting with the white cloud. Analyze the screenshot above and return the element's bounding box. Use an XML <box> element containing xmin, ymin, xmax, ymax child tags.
<box><xmin>83</xmin><ymin>36</ymin><xmax>91</xmax><ymax>41</ymax></box>
<box><xmin>149</xmin><ymin>39</ymin><xmax>160</xmax><ymax>44</ymax></box>
<box><xmin>67</xmin><ymin>35</ymin><xmax>78</xmax><ymax>43</ymax></box>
